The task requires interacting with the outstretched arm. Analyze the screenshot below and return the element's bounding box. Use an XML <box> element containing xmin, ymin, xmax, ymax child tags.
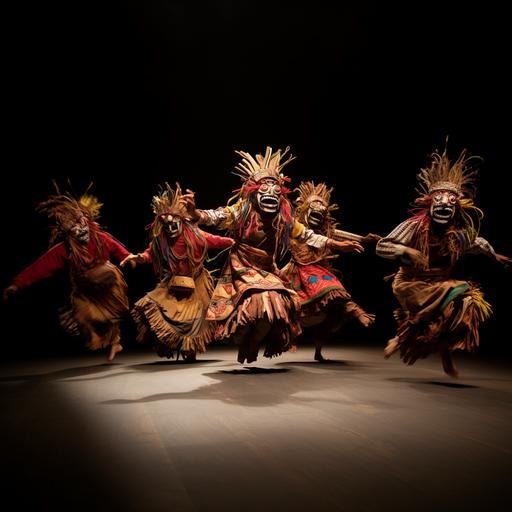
<box><xmin>196</xmin><ymin>207</ymin><xmax>236</xmax><ymax>229</ymax></box>
<box><xmin>293</xmin><ymin>221</ymin><xmax>364</xmax><ymax>254</ymax></box>
<box><xmin>4</xmin><ymin>242</ymin><xmax>68</xmax><ymax>300</ymax></box>
<box><xmin>496</xmin><ymin>253</ymin><xmax>512</xmax><ymax>268</ymax></box>
<box><xmin>120</xmin><ymin>246</ymin><xmax>152</xmax><ymax>268</ymax></box>
<box><xmin>327</xmin><ymin>238</ymin><xmax>364</xmax><ymax>253</ymax></box>
<box><xmin>333</xmin><ymin>228</ymin><xmax>381</xmax><ymax>244</ymax></box>
<box><xmin>100</xmin><ymin>232</ymin><xmax>131</xmax><ymax>262</ymax></box>
<box><xmin>3</xmin><ymin>284</ymin><xmax>19</xmax><ymax>301</ymax></box>
<box><xmin>180</xmin><ymin>189</ymin><xmax>236</xmax><ymax>229</ymax></box>
<box><xmin>376</xmin><ymin>219</ymin><xmax>427</xmax><ymax>269</ymax></box>
<box><xmin>376</xmin><ymin>220</ymin><xmax>417</xmax><ymax>259</ymax></box>
<box><xmin>200</xmin><ymin>229</ymin><xmax>235</xmax><ymax>250</ymax></box>
<box><xmin>468</xmin><ymin>237</ymin><xmax>511</xmax><ymax>268</ymax></box>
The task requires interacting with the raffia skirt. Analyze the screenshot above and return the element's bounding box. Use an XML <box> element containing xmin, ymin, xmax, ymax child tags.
<box><xmin>391</xmin><ymin>268</ymin><xmax>491</xmax><ymax>365</ymax></box>
<box><xmin>61</xmin><ymin>262</ymin><xmax>129</xmax><ymax>350</ymax></box>
<box><xmin>207</xmin><ymin>244</ymin><xmax>302</xmax><ymax>359</ymax></box>
<box><xmin>131</xmin><ymin>269</ymin><xmax>215</xmax><ymax>358</ymax></box>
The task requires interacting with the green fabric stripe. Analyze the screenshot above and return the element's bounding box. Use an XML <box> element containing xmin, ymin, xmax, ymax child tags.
<box><xmin>440</xmin><ymin>283</ymin><xmax>470</xmax><ymax>312</ymax></box>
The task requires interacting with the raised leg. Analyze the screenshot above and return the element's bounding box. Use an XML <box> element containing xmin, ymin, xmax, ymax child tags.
<box><xmin>383</xmin><ymin>336</ymin><xmax>399</xmax><ymax>359</ymax></box>
<box><xmin>441</xmin><ymin>349</ymin><xmax>459</xmax><ymax>378</ymax></box>
<box><xmin>107</xmin><ymin>343</ymin><xmax>123</xmax><ymax>362</ymax></box>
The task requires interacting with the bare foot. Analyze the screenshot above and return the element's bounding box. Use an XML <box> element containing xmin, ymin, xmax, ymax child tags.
<box><xmin>289</xmin><ymin>345</ymin><xmax>297</xmax><ymax>353</ymax></box>
<box><xmin>441</xmin><ymin>351</ymin><xmax>459</xmax><ymax>378</ymax></box>
<box><xmin>383</xmin><ymin>337</ymin><xmax>399</xmax><ymax>359</ymax></box>
<box><xmin>358</xmin><ymin>313</ymin><xmax>376</xmax><ymax>328</ymax></box>
<box><xmin>107</xmin><ymin>343</ymin><xmax>123</xmax><ymax>362</ymax></box>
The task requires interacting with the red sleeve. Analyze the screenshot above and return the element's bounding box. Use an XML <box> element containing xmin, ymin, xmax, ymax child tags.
<box><xmin>141</xmin><ymin>245</ymin><xmax>152</xmax><ymax>263</ymax></box>
<box><xmin>12</xmin><ymin>243</ymin><xmax>68</xmax><ymax>288</ymax></box>
<box><xmin>200</xmin><ymin>229</ymin><xmax>234</xmax><ymax>250</ymax></box>
<box><xmin>101</xmin><ymin>232</ymin><xmax>131</xmax><ymax>262</ymax></box>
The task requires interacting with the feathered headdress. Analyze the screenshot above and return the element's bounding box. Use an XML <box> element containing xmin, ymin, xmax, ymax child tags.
<box><xmin>232</xmin><ymin>146</ymin><xmax>295</xmax><ymax>185</ymax></box>
<box><xmin>416</xmin><ymin>146</ymin><xmax>480</xmax><ymax>199</ymax></box>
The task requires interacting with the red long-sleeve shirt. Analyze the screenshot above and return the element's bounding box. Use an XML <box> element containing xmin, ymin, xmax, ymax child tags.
<box><xmin>140</xmin><ymin>228</ymin><xmax>233</xmax><ymax>276</ymax></box>
<box><xmin>13</xmin><ymin>232</ymin><xmax>130</xmax><ymax>288</ymax></box>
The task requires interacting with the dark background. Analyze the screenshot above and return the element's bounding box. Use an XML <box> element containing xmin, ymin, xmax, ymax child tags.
<box><xmin>2</xmin><ymin>1</ymin><xmax>511</xmax><ymax>358</ymax></box>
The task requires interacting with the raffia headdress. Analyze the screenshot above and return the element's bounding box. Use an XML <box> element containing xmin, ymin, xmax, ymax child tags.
<box><xmin>412</xmin><ymin>144</ymin><xmax>484</xmax><ymax>258</ymax></box>
<box><xmin>294</xmin><ymin>181</ymin><xmax>338</xmax><ymax>236</ymax></box>
<box><xmin>416</xmin><ymin>146</ymin><xmax>480</xmax><ymax>199</ymax></box>
<box><xmin>36</xmin><ymin>181</ymin><xmax>103</xmax><ymax>244</ymax></box>
<box><xmin>232</xmin><ymin>146</ymin><xmax>295</xmax><ymax>184</ymax></box>
<box><xmin>295</xmin><ymin>181</ymin><xmax>335</xmax><ymax>210</ymax></box>
<box><xmin>151</xmin><ymin>182</ymin><xmax>188</xmax><ymax>218</ymax></box>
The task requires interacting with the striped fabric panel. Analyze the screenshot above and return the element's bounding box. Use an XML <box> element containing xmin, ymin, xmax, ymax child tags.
<box><xmin>376</xmin><ymin>219</ymin><xmax>420</xmax><ymax>259</ymax></box>
<box><xmin>467</xmin><ymin>237</ymin><xmax>497</xmax><ymax>258</ymax></box>
<box><xmin>333</xmin><ymin>229</ymin><xmax>364</xmax><ymax>242</ymax></box>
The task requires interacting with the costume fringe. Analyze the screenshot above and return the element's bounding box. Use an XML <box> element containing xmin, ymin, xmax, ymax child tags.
<box><xmin>62</xmin><ymin>262</ymin><xmax>128</xmax><ymax>350</ymax></box>
<box><xmin>300</xmin><ymin>288</ymin><xmax>349</xmax><ymax>317</ymax></box>
<box><xmin>131</xmin><ymin>269</ymin><xmax>215</xmax><ymax>358</ymax></box>
<box><xmin>132</xmin><ymin>296</ymin><xmax>214</xmax><ymax>356</ymax></box>
<box><xmin>217</xmin><ymin>290</ymin><xmax>301</xmax><ymax>349</ymax></box>
<box><xmin>395</xmin><ymin>285</ymin><xmax>491</xmax><ymax>365</ymax></box>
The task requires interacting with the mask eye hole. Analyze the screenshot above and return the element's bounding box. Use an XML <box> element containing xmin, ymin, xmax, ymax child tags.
<box><xmin>449</xmin><ymin>194</ymin><xmax>457</xmax><ymax>204</ymax></box>
<box><xmin>434</xmin><ymin>194</ymin><xmax>442</xmax><ymax>202</ymax></box>
<box><xmin>259</xmin><ymin>184</ymin><xmax>270</xmax><ymax>193</ymax></box>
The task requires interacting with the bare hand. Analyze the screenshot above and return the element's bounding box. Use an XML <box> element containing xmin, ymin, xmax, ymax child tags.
<box><xmin>402</xmin><ymin>247</ymin><xmax>428</xmax><ymax>269</ymax></box>
<box><xmin>3</xmin><ymin>285</ymin><xmax>18</xmax><ymax>301</ymax></box>
<box><xmin>120</xmin><ymin>253</ymin><xmax>142</xmax><ymax>269</ymax></box>
<box><xmin>179</xmin><ymin>189</ymin><xmax>200</xmax><ymax>221</ymax></box>
<box><xmin>496</xmin><ymin>253</ymin><xmax>512</xmax><ymax>269</ymax></box>
<box><xmin>329</xmin><ymin>240</ymin><xmax>364</xmax><ymax>254</ymax></box>
<box><xmin>361</xmin><ymin>233</ymin><xmax>382</xmax><ymax>244</ymax></box>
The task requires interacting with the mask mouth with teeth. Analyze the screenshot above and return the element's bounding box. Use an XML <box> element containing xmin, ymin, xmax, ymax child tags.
<box><xmin>60</xmin><ymin>216</ymin><xmax>91</xmax><ymax>243</ymax></box>
<box><xmin>306</xmin><ymin>201</ymin><xmax>327</xmax><ymax>228</ymax></box>
<box><xmin>161</xmin><ymin>213</ymin><xmax>183</xmax><ymax>238</ymax></box>
<box><xmin>430</xmin><ymin>190</ymin><xmax>458</xmax><ymax>224</ymax></box>
<box><xmin>256</xmin><ymin>178</ymin><xmax>282</xmax><ymax>214</ymax></box>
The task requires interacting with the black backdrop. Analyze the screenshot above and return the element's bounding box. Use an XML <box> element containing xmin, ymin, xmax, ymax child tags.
<box><xmin>2</xmin><ymin>1</ymin><xmax>511</xmax><ymax>357</ymax></box>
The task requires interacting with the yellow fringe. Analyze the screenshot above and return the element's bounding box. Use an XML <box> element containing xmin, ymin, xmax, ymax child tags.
<box><xmin>471</xmin><ymin>288</ymin><xmax>493</xmax><ymax>321</ymax></box>
<box><xmin>459</xmin><ymin>199</ymin><xmax>484</xmax><ymax>244</ymax></box>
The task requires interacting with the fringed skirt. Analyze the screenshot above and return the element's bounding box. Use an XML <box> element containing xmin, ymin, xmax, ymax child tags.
<box><xmin>206</xmin><ymin>244</ymin><xmax>302</xmax><ymax>359</ymax></box>
<box><xmin>131</xmin><ymin>269</ymin><xmax>215</xmax><ymax>358</ymax></box>
<box><xmin>281</xmin><ymin>261</ymin><xmax>369</xmax><ymax>331</ymax></box>
<box><xmin>391</xmin><ymin>269</ymin><xmax>492</xmax><ymax>365</ymax></box>
<box><xmin>216</xmin><ymin>289</ymin><xmax>302</xmax><ymax>359</ymax></box>
<box><xmin>61</xmin><ymin>262</ymin><xmax>129</xmax><ymax>350</ymax></box>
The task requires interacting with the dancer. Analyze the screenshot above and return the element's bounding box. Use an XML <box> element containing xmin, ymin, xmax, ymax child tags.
<box><xmin>376</xmin><ymin>145</ymin><xmax>511</xmax><ymax>377</ymax></box>
<box><xmin>3</xmin><ymin>186</ymin><xmax>134</xmax><ymax>361</ymax></box>
<box><xmin>121</xmin><ymin>183</ymin><xmax>234</xmax><ymax>361</ymax></box>
<box><xmin>281</xmin><ymin>181</ymin><xmax>380</xmax><ymax>361</ymax></box>
<box><xmin>183</xmin><ymin>146</ymin><xmax>364</xmax><ymax>364</ymax></box>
